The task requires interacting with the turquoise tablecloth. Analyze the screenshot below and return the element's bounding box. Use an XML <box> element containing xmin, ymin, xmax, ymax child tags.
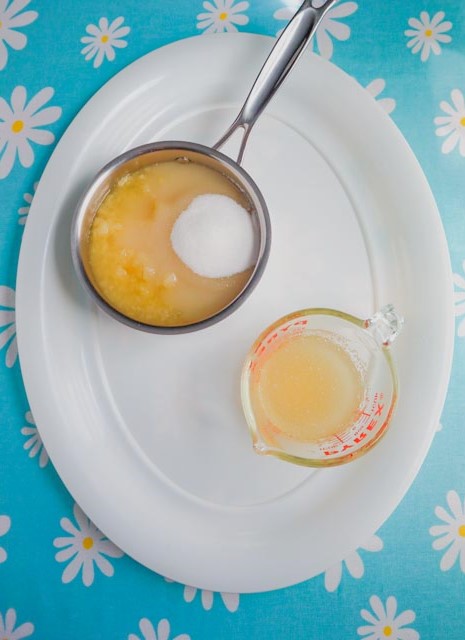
<box><xmin>1</xmin><ymin>0</ymin><xmax>464</xmax><ymax>638</ymax></box>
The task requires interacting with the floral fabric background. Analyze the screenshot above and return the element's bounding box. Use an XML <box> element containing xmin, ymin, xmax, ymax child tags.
<box><xmin>1</xmin><ymin>0</ymin><xmax>465</xmax><ymax>638</ymax></box>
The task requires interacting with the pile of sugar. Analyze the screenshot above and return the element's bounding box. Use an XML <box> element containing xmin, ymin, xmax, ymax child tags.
<box><xmin>170</xmin><ymin>194</ymin><xmax>258</xmax><ymax>279</ymax></box>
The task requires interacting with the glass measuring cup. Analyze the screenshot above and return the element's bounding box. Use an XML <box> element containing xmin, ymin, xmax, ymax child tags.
<box><xmin>71</xmin><ymin>0</ymin><xmax>338</xmax><ymax>333</ymax></box>
<box><xmin>241</xmin><ymin>306</ymin><xmax>403</xmax><ymax>467</ymax></box>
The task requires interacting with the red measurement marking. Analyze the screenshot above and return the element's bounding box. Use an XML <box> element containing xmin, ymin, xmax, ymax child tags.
<box><xmin>324</xmin><ymin>442</ymin><xmax>354</xmax><ymax>456</ymax></box>
<box><xmin>356</xmin><ymin>410</ymin><xmax>371</xmax><ymax>423</ymax></box>
<box><xmin>253</xmin><ymin>342</ymin><xmax>263</xmax><ymax>354</ymax></box>
<box><xmin>354</xmin><ymin>432</ymin><xmax>367</xmax><ymax>444</ymax></box>
<box><xmin>367</xmin><ymin>419</ymin><xmax>378</xmax><ymax>431</ymax></box>
<box><xmin>335</xmin><ymin>434</ymin><xmax>344</xmax><ymax>443</ymax></box>
<box><xmin>249</xmin><ymin>359</ymin><xmax>260</xmax><ymax>372</ymax></box>
<box><xmin>375</xmin><ymin>403</ymin><xmax>384</xmax><ymax>416</ymax></box>
<box><xmin>253</xmin><ymin>319</ymin><xmax>310</xmax><ymax>357</ymax></box>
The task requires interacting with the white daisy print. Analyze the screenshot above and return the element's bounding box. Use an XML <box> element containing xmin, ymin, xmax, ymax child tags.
<box><xmin>429</xmin><ymin>490</ymin><xmax>465</xmax><ymax>572</ymax></box>
<box><xmin>184</xmin><ymin>585</ymin><xmax>239</xmax><ymax>612</ymax></box>
<box><xmin>0</xmin><ymin>609</ymin><xmax>34</xmax><ymax>640</ymax></box>
<box><xmin>405</xmin><ymin>11</ymin><xmax>452</xmax><ymax>62</ymax></box>
<box><xmin>273</xmin><ymin>0</ymin><xmax>358</xmax><ymax>59</ymax></box>
<box><xmin>53</xmin><ymin>502</ymin><xmax>124</xmax><ymax>587</ymax></box>
<box><xmin>324</xmin><ymin>534</ymin><xmax>383</xmax><ymax>592</ymax></box>
<box><xmin>17</xmin><ymin>180</ymin><xmax>38</xmax><ymax>225</ymax></box>
<box><xmin>0</xmin><ymin>285</ymin><xmax>17</xmax><ymax>368</ymax></box>
<box><xmin>453</xmin><ymin>260</ymin><xmax>465</xmax><ymax>336</ymax></box>
<box><xmin>0</xmin><ymin>85</ymin><xmax>61</xmax><ymax>179</ymax></box>
<box><xmin>365</xmin><ymin>79</ymin><xmax>396</xmax><ymax>115</ymax></box>
<box><xmin>358</xmin><ymin>595</ymin><xmax>419</xmax><ymax>640</ymax></box>
<box><xmin>80</xmin><ymin>17</ymin><xmax>130</xmax><ymax>69</ymax></box>
<box><xmin>196</xmin><ymin>0</ymin><xmax>249</xmax><ymax>34</ymax></box>
<box><xmin>0</xmin><ymin>515</ymin><xmax>11</xmax><ymax>563</ymax></box>
<box><xmin>164</xmin><ymin>578</ymin><xmax>240</xmax><ymax>612</ymax></box>
<box><xmin>0</xmin><ymin>0</ymin><xmax>38</xmax><ymax>71</ymax></box>
<box><xmin>435</xmin><ymin>89</ymin><xmax>465</xmax><ymax>157</ymax></box>
<box><xmin>128</xmin><ymin>618</ymin><xmax>190</xmax><ymax>640</ymax></box>
<box><xmin>21</xmin><ymin>410</ymin><xmax>48</xmax><ymax>468</ymax></box>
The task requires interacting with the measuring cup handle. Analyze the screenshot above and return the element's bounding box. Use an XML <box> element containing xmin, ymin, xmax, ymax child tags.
<box><xmin>364</xmin><ymin>305</ymin><xmax>404</xmax><ymax>346</ymax></box>
<box><xmin>213</xmin><ymin>0</ymin><xmax>337</xmax><ymax>164</ymax></box>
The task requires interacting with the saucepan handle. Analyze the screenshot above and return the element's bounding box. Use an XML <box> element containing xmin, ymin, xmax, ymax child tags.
<box><xmin>213</xmin><ymin>0</ymin><xmax>337</xmax><ymax>164</ymax></box>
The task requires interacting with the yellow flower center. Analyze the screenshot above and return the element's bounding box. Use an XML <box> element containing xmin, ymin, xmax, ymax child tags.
<box><xmin>424</xmin><ymin>28</ymin><xmax>433</xmax><ymax>37</ymax></box>
<box><xmin>460</xmin><ymin>117</ymin><xmax>465</xmax><ymax>127</ymax></box>
<box><xmin>458</xmin><ymin>524</ymin><xmax>465</xmax><ymax>537</ymax></box>
<box><xmin>383</xmin><ymin>627</ymin><xmax>393</xmax><ymax>637</ymax></box>
<box><xmin>219</xmin><ymin>12</ymin><xmax>228</xmax><ymax>20</ymax></box>
<box><xmin>82</xmin><ymin>536</ymin><xmax>94</xmax><ymax>549</ymax></box>
<box><xmin>101</xmin><ymin>34</ymin><xmax>109</xmax><ymax>43</ymax></box>
<box><xmin>11</xmin><ymin>120</ymin><xmax>24</xmax><ymax>134</ymax></box>
<box><xmin>0</xmin><ymin>20</ymin><xmax>3</xmax><ymax>28</ymax></box>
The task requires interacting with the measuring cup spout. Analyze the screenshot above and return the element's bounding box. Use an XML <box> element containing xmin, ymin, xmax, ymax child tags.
<box><xmin>364</xmin><ymin>305</ymin><xmax>404</xmax><ymax>346</ymax></box>
<box><xmin>213</xmin><ymin>0</ymin><xmax>338</xmax><ymax>164</ymax></box>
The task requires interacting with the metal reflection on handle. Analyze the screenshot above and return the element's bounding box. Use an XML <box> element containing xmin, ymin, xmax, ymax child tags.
<box><xmin>213</xmin><ymin>0</ymin><xmax>337</xmax><ymax>164</ymax></box>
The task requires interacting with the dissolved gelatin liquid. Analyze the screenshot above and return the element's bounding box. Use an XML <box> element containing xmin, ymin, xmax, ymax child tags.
<box><xmin>250</xmin><ymin>333</ymin><xmax>364</xmax><ymax>443</ymax></box>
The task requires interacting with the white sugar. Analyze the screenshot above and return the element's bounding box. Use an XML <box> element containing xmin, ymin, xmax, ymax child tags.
<box><xmin>170</xmin><ymin>194</ymin><xmax>258</xmax><ymax>279</ymax></box>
